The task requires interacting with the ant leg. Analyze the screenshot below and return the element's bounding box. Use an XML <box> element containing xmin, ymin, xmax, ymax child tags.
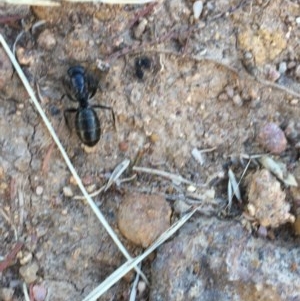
<box><xmin>63</xmin><ymin>76</ymin><xmax>78</xmax><ymax>102</ymax></box>
<box><xmin>92</xmin><ymin>104</ymin><xmax>116</xmax><ymax>129</ymax></box>
<box><xmin>63</xmin><ymin>108</ymin><xmax>77</xmax><ymax>131</ymax></box>
<box><xmin>87</xmin><ymin>73</ymin><xmax>98</xmax><ymax>99</ymax></box>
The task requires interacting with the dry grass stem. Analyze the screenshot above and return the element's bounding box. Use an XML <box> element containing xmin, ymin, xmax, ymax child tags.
<box><xmin>0</xmin><ymin>33</ymin><xmax>148</xmax><ymax>286</ymax></box>
<box><xmin>227</xmin><ymin>158</ymin><xmax>252</xmax><ymax>209</ymax></box>
<box><xmin>105</xmin><ymin>159</ymin><xmax>130</xmax><ymax>191</ymax></box>
<box><xmin>133</xmin><ymin>166</ymin><xmax>196</xmax><ymax>186</ymax></box>
<box><xmin>83</xmin><ymin>207</ymin><xmax>198</xmax><ymax>301</ymax></box>
<box><xmin>228</xmin><ymin>169</ymin><xmax>241</xmax><ymax>202</ymax></box>
<box><xmin>129</xmin><ymin>263</ymin><xmax>141</xmax><ymax>301</ymax></box>
<box><xmin>22</xmin><ymin>283</ymin><xmax>30</xmax><ymax>301</ymax></box>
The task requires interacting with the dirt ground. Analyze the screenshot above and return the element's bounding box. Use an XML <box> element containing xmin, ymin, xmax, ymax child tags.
<box><xmin>0</xmin><ymin>0</ymin><xmax>300</xmax><ymax>300</ymax></box>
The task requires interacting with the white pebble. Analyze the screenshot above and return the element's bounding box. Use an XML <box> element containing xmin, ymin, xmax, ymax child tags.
<box><xmin>35</xmin><ymin>186</ymin><xmax>43</xmax><ymax>196</ymax></box>
<box><xmin>193</xmin><ymin>1</ymin><xmax>203</xmax><ymax>20</ymax></box>
<box><xmin>63</xmin><ymin>186</ymin><xmax>73</xmax><ymax>197</ymax></box>
<box><xmin>138</xmin><ymin>281</ymin><xmax>146</xmax><ymax>295</ymax></box>
<box><xmin>278</xmin><ymin>62</ymin><xmax>287</xmax><ymax>74</ymax></box>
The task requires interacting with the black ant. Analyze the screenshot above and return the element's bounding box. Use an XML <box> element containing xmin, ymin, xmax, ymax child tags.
<box><xmin>63</xmin><ymin>66</ymin><xmax>115</xmax><ymax>147</ymax></box>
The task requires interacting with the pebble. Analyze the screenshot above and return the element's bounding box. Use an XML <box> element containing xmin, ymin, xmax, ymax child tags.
<box><xmin>278</xmin><ymin>61</ymin><xmax>287</xmax><ymax>74</ymax></box>
<box><xmin>32</xmin><ymin>284</ymin><xmax>47</xmax><ymax>301</ymax></box>
<box><xmin>257</xmin><ymin>122</ymin><xmax>287</xmax><ymax>154</ymax></box>
<box><xmin>63</xmin><ymin>186</ymin><xmax>73</xmax><ymax>197</ymax></box>
<box><xmin>19</xmin><ymin>261</ymin><xmax>39</xmax><ymax>283</ymax></box>
<box><xmin>284</xmin><ymin>120</ymin><xmax>300</xmax><ymax>143</ymax></box>
<box><xmin>232</xmin><ymin>94</ymin><xmax>243</xmax><ymax>107</ymax></box>
<box><xmin>296</xmin><ymin>16</ymin><xmax>300</xmax><ymax>25</ymax></box>
<box><xmin>19</xmin><ymin>251</ymin><xmax>33</xmax><ymax>265</ymax></box>
<box><xmin>246</xmin><ymin>169</ymin><xmax>294</xmax><ymax>227</ymax></box>
<box><xmin>0</xmin><ymin>47</ymin><xmax>13</xmax><ymax>90</ymax></box>
<box><xmin>138</xmin><ymin>281</ymin><xmax>147</xmax><ymax>295</ymax></box>
<box><xmin>37</xmin><ymin>29</ymin><xmax>57</xmax><ymax>50</ymax></box>
<box><xmin>134</xmin><ymin>18</ymin><xmax>148</xmax><ymax>40</ymax></box>
<box><xmin>225</xmin><ymin>85</ymin><xmax>235</xmax><ymax>98</ymax></box>
<box><xmin>36</xmin><ymin>186</ymin><xmax>44</xmax><ymax>196</ymax></box>
<box><xmin>193</xmin><ymin>1</ymin><xmax>203</xmax><ymax>20</ymax></box>
<box><xmin>117</xmin><ymin>193</ymin><xmax>171</xmax><ymax>248</ymax></box>
<box><xmin>16</xmin><ymin>47</ymin><xmax>35</xmax><ymax>66</ymax></box>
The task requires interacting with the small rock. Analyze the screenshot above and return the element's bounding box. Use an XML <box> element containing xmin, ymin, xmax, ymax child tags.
<box><xmin>16</xmin><ymin>47</ymin><xmax>35</xmax><ymax>66</ymax></box>
<box><xmin>232</xmin><ymin>94</ymin><xmax>243</xmax><ymax>107</ymax></box>
<box><xmin>287</xmin><ymin>61</ymin><xmax>296</xmax><ymax>69</ymax></box>
<box><xmin>295</xmin><ymin>64</ymin><xmax>300</xmax><ymax>78</ymax></box>
<box><xmin>278</xmin><ymin>61</ymin><xmax>287</xmax><ymax>74</ymax></box>
<box><xmin>19</xmin><ymin>261</ymin><xmax>39</xmax><ymax>283</ymax></box>
<box><xmin>0</xmin><ymin>288</ymin><xmax>14</xmax><ymax>301</ymax></box>
<box><xmin>284</xmin><ymin>120</ymin><xmax>300</xmax><ymax>144</ymax></box>
<box><xmin>290</xmin><ymin>98</ymin><xmax>299</xmax><ymax>105</ymax></box>
<box><xmin>296</xmin><ymin>16</ymin><xmax>300</xmax><ymax>25</ymax></box>
<box><xmin>69</xmin><ymin>176</ymin><xmax>77</xmax><ymax>186</ymax></box>
<box><xmin>36</xmin><ymin>186</ymin><xmax>43</xmax><ymax>196</ymax></box>
<box><xmin>246</xmin><ymin>169</ymin><xmax>294</xmax><ymax>228</ymax></box>
<box><xmin>138</xmin><ymin>281</ymin><xmax>147</xmax><ymax>295</ymax></box>
<box><xmin>63</xmin><ymin>186</ymin><xmax>73</xmax><ymax>197</ymax></box>
<box><xmin>117</xmin><ymin>193</ymin><xmax>171</xmax><ymax>247</ymax></box>
<box><xmin>225</xmin><ymin>85</ymin><xmax>235</xmax><ymax>98</ymax></box>
<box><xmin>20</xmin><ymin>251</ymin><xmax>33</xmax><ymax>265</ymax></box>
<box><xmin>37</xmin><ymin>29</ymin><xmax>56</xmax><ymax>50</ymax></box>
<box><xmin>193</xmin><ymin>1</ymin><xmax>203</xmax><ymax>20</ymax></box>
<box><xmin>32</xmin><ymin>283</ymin><xmax>47</xmax><ymax>301</ymax></box>
<box><xmin>257</xmin><ymin>122</ymin><xmax>287</xmax><ymax>154</ymax></box>
<box><xmin>133</xmin><ymin>18</ymin><xmax>148</xmax><ymax>40</ymax></box>
<box><xmin>264</xmin><ymin>64</ymin><xmax>281</xmax><ymax>82</ymax></box>
<box><xmin>0</xmin><ymin>47</ymin><xmax>13</xmax><ymax>90</ymax></box>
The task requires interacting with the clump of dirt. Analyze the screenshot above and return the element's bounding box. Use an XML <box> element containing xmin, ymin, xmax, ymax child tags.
<box><xmin>246</xmin><ymin>169</ymin><xmax>295</xmax><ymax>228</ymax></box>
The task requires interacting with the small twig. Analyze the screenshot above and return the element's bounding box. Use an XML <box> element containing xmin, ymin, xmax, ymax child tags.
<box><xmin>0</xmin><ymin>242</ymin><xmax>24</xmax><ymax>272</ymax></box>
<box><xmin>74</xmin><ymin>174</ymin><xmax>136</xmax><ymax>201</ymax></box>
<box><xmin>133</xmin><ymin>166</ymin><xmax>196</xmax><ymax>185</ymax></box>
<box><xmin>128</xmin><ymin>2</ymin><xmax>158</xmax><ymax>28</ymax></box>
